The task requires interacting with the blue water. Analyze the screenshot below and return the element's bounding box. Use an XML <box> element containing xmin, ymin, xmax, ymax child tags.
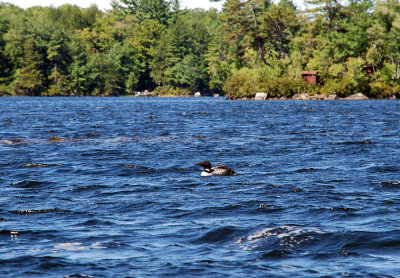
<box><xmin>1</xmin><ymin>97</ymin><xmax>400</xmax><ymax>277</ymax></box>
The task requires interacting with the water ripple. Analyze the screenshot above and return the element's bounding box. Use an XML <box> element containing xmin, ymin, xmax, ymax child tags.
<box><xmin>1</xmin><ymin>98</ymin><xmax>400</xmax><ymax>277</ymax></box>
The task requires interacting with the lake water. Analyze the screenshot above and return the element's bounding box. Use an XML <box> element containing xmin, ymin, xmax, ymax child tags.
<box><xmin>1</xmin><ymin>97</ymin><xmax>400</xmax><ymax>277</ymax></box>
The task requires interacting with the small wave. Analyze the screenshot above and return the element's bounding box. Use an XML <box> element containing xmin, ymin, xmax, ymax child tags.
<box><xmin>71</xmin><ymin>185</ymin><xmax>108</xmax><ymax>192</ymax></box>
<box><xmin>84</xmin><ymin>132</ymin><xmax>99</xmax><ymax>137</ymax></box>
<box><xmin>294</xmin><ymin>168</ymin><xmax>316</xmax><ymax>173</ymax></box>
<box><xmin>181</xmin><ymin>111</ymin><xmax>211</xmax><ymax>118</ymax></box>
<box><xmin>47</xmin><ymin>136</ymin><xmax>78</xmax><ymax>142</ymax></box>
<box><xmin>122</xmin><ymin>164</ymin><xmax>191</xmax><ymax>175</ymax></box>
<box><xmin>369</xmin><ymin>166</ymin><xmax>400</xmax><ymax>173</ymax></box>
<box><xmin>78</xmin><ymin>219</ymin><xmax>114</xmax><ymax>226</ymax></box>
<box><xmin>53</xmin><ymin>242</ymin><xmax>107</xmax><ymax>252</ymax></box>
<box><xmin>1</xmin><ymin>162</ymin><xmax>17</xmax><ymax>166</ymax></box>
<box><xmin>328</xmin><ymin>206</ymin><xmax>359</xmax><ymax>218</ymax></box>
<box><xmin>247</xmin><ymin>226</ymin><xmax>322</xmax><ymax>241</ymax></box>
<box><xmin>195</xmin><ymin>226</ymin><xmax>241</xmax><ymax>243</ymax></box>
<box><xmin>260</xmin><ymin>249</ymin><xmax>293</xmax><ymax>259</ymax></box>
<box><xmin>341</xmin><ymin>230</ymin><xmax>400</xmax><ymax>251</ymax></box>
<box><xmin>173</xmin><ymin>167</ymin><xmax>192</xmax><ymax>172</ymax></box>
<box><xmin>122</xmin><ymin>164</ymin><xmax>160</xmax><ymax>173</ymax></box>
<box><xmin>113</xmin><ymin>137</ymin><xmax>139</xmax><ymax>142</ymax></box>
<box><xmin>0</xmin><ymin>230</ymin><xmax>20</xmax><ymax>237</ymax></box>
<box><xmin>11</xmin><ymin>208</ymin><xmax>69</xmax><ymax>215</ymax></box>
<box><xmin>237</xmin><ymin>225</ymin><xmax>325</xmax><ymax>251</ymax></box>
<box><xmin>0</xmin><ymin>138</ymin><xmax>25</xmax><ymax>144</ymax></box>
<box><xmin>12</xmin><ymin>180</ymin><xmax>47</xmax><ymax>188</ymax></box>
<box><xmin>65</xmin><ymin>274</ymin><xmax>94</xmax><ymax>278</ymax></box>
<box><xmin>193</xmin><ymin>111</ymin><xmax>211</xmax><ymax>115</ymax></box>
<box><xmin>378</xmin><ymin>181</ymin><xmax>400</xmax><ymax>188</ymax></box>
<box><xmin>192</xmin><ymin>135</ymin><xmax>207</xmax><ymax>139</ymax></box>
<box><xmin>0</xmin><ymin>255</ymin><xmax>68</xmax><ymax>267</ymax></box>
<box><xmin>331</xmin><ymin>139</ymin><xmax>374</xmax><ymax>145</ymax></box>
<box><xmin>22</xmin><ymin>163</ymin><xmax>64</xmax><ymax>168</ymax></box>
<box><xmin>123</xmin><ymin>164</ymin><xmax>140</xmax><ymax>169</ymax></box>
<box><xmin>1</xmin><ymin>137</ymin><xmax>81</xmax><ymax>145</ymax></box>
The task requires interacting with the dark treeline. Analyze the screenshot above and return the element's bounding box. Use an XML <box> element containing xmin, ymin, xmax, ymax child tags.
<box><xmin>1</xmin><ymin>0</ymin><xmax>400</xmax><ymax>98</ymax></box>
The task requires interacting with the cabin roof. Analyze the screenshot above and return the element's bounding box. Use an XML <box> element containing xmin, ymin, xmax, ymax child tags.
<box><xmin>301</xmin><ymin>71</ymin><xmax>318</xmax><ymax>75</ymax></box>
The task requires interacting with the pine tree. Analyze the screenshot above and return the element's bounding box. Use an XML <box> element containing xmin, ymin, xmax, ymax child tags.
<box><xmin>304</xmin><ymin>0</ymin><xmax>343</xmax><ymax>31</ymax></box>
<box><xmin>138</xmin><ymin>0</ymin><xmax>170</xmax><ymax>25</ymax></box>
<box><xmin>12</xmin><ymin>38</ymin><xmax>44</xmax><ymax>95</ymax></box>
<box><xmin>262</xmin><ymin>0</ymin><xmax>299</xmax><ymax>60</ymax></box>
<box><xmin>47</xmin><ymin>29</ymin><xmax>71</xmax><ymax>93</ymax></box>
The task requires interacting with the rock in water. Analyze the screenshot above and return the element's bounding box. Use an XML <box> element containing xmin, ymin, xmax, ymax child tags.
<box><xmin>344</xmin><ymin>93</ymin><xmax>369</xmax><ymax>100</ymax></box>
<box><xmin>255</xmin><ymin>92</ymin><xmax>267</xmax><ymax>100</ymax></box>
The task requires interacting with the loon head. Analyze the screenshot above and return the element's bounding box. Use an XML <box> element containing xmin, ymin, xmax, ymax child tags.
<box><xmin>196</xmin><ymin>160</ymin><xmax>212</xmax><ymax>170</ymax></box>
<box><xmin>196</xmin><ymin>160</ymin><xmax>213</xmax><ymax>176</ymax></box>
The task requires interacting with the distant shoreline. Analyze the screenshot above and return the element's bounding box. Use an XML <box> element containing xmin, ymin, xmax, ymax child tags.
<box><xmin>1</xmin><ymin>95</ymin><xmax>398</xmax><ymax>100</ymax></box>
<box><xmin>1</xmin><ymin>91</ymin><xmax>399</xmax><ymax>100</ymax></box>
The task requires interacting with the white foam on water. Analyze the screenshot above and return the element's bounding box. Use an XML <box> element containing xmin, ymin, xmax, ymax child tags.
<box><xmin>53</xmin><ymin>242</ymin><xmax>107</xmax><ymax>252</ymax></box>
<box><xmin>238</xmin><ymin>225</ymin><xmax>325</xmax><ymax>251</ymax></box>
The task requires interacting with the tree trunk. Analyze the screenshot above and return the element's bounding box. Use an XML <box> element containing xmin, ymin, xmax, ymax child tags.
<box><xmin>251</xmin><ymin>2</ymin><xmax>265</xmax><ymax>62</ymax></box>
<box><xmin>54</xmin><ymin>63</ymin><xmax>58</xmax><ymax>85</ymax></box>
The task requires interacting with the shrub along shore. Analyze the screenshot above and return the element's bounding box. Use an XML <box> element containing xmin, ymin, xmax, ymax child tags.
<box><xmin>1</xmin><ymin>1</ymin><xmax>400</xmax><ymax>99</ymax></box>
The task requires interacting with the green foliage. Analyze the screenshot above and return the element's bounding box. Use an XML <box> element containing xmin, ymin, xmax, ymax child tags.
<box><xmin>1</xmin><ymin>0</ymin><xmax>400</xmax><ymax>98</ymax></box>
<box><xmin>345</xmin><ymin>57</ymin><xmax>365</xmax><ymax>81</ymax></box>
<box><xmin>223</xmin><ymin>66</ymin><xmax>310</xmax><ymax>98</ymax></box>
<box><xmin>223</xmin><ymin>67</ymin><xmax>259</xmax><ymax>98</ymax></box>
<box><xmin>260</xmin><ymin>77</ymin><xmax>310</xmax><ymax>98</ymax></box>
<box><xmin>150</xmin><ymin>10</ymin><xmax>213</xmax><ymax>92</ymax></box>
<box><xmin>47</xmin><ymin>4</ymin><xmax>101</xmax><ymax>31</ymax></box>
<box><xmin>112</xmin><ymin>0</ymin><xmax>170</xmax><ymax>25</ymax></box>
<box><xmin>11</xmin><ymin>38</ymin><xmax>44</xmax><ymax>95</ymax></box>
<box><xmin>153</xmin><ymin>86</ymin><xmax>191</xmax><ymax>96</ymax></box>
<box><xmin>46</xmin><ymin>29</ymin><xmax>72</xmax><ymax>95</ymax></box>
<box><xmin>330</xmin><ymin>0</ymin><xmax>372</xmax><ymax>59</ymax></box>
<box><xmin>378</xmin><ymin>62</ymin><xmax>396</xmax><ymax>82</ymax></box>
<box><xmin>320</xmin><ymin>77</ymin><xmax>369</xmax><ymax>97</ymax></box>
<box><xmin>327</xmin><ymin>63</ymin><xmax>346</xmax><ymax>78</ymax></box>
<box><xmin>0</xmin><ymin>18</ymin><xmax>13</xmax><ymax>88</ymax></box>
<box><xmin>369</xmin><ymin>81</ymin><xmax>399</xmax><ymax>98</ymax></box>
<box><xmin>262</xmin><ymin>1</ymin><xmax>298</xmax><ymax>59</ymax></box>
<box><xmin>137</xmin><ymin>0</ymin><xmax>170</xmax><ymax>25</ymax></box>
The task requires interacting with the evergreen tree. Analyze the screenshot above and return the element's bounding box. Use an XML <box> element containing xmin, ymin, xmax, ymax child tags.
<box><xmin>305</xmin><ymin>0</ymin><xmax>343</xmax><ymax>31</ymax></box>
<box><xmin>112</xmin><ymin>0</ymin><xmax>170</xmax><ymax>25</ymax></box>
<box><xmin>328</xmin><ymin>0</ymin><xmax>372</xmax><ymax>60</ymax></box>
<box><xmin>150</xmin><ymin>11</ymin><xmax>211</xmax><ymax>92</ymax></box>
<box><xmin>138</xmin><ymin>0</ymin><xmax>170</xmax><ymax>25</ymax></box>
<box><xmin>47</xmin><ymin>4</ymin><xmax>101</xmax><ymax>31</ymax></box>
<box><xmin>219</xmin><ymin>0</ymin><xmax>251</xmax><ymax>68</ymax></box>
<box><xmin>262</xmin><ymin>0</ymin><xmax>298</xmax><ymax>60</ymax></box>
<box><xmin>0</xmin><ymin>17</ymin><xmax>13</xmax><ymax>94</ymax></box>
<box><xmin>12</xmin><ymin>38</ymin><xmax>44</xmax><ymax>95</ymax></box>
<box><xmin>368</xmin><ymin>0</ymin><xmax>400</xmax><ymax>79</ymax></box>
<box><xmin>47</xmin><ymin>29</ymin><xmax>71</xmax><ymax>94</ymax></box>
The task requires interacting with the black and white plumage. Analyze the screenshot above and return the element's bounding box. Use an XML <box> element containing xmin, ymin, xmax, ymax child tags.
<box><xmin>195</xmin><ymin>160</ymin><xmax>236</xmax><ymax>176</ymax></box>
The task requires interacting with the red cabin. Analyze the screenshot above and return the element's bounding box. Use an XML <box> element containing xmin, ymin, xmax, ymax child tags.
<box><xmin>301</xmin><ymin>71</ymin><xmax>319</xmax><ymax>85</ymax></box>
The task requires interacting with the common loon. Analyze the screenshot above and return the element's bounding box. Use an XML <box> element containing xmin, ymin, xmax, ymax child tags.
<box><xmin>196</xmin><ymin>161</ymin><xmax>236</xmax><ymax>176</ymax></box>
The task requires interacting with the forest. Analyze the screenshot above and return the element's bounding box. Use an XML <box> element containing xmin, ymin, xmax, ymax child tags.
<box><xmin>0</xmin><ymin>0</ymin><xmax>400</xmax><ymax>98</ymax></box>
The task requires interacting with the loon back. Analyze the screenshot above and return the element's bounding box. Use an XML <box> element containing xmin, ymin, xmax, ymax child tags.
<box><xmin>212</xmin><ymin>164</ymin><xmax>236</xmax><ymax>176</ymax></box>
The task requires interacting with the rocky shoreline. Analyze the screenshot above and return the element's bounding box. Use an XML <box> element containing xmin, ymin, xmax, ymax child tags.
<box><xmin>229</xmin><ymin>92</ymin><xmax>398</xmax><ymax>100</ymax></box>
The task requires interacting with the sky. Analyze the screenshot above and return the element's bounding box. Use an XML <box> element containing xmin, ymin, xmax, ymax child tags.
<box><xmin>0</xmin><ymin>0</ymin><xmax>225</xmax><ymax>11</ymax></box>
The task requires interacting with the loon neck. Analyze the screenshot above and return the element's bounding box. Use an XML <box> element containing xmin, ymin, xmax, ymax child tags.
<box><xmin>201</xmin><ymin>170</ymin><xmax>213</xmax><ymax>176</ymax></box>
